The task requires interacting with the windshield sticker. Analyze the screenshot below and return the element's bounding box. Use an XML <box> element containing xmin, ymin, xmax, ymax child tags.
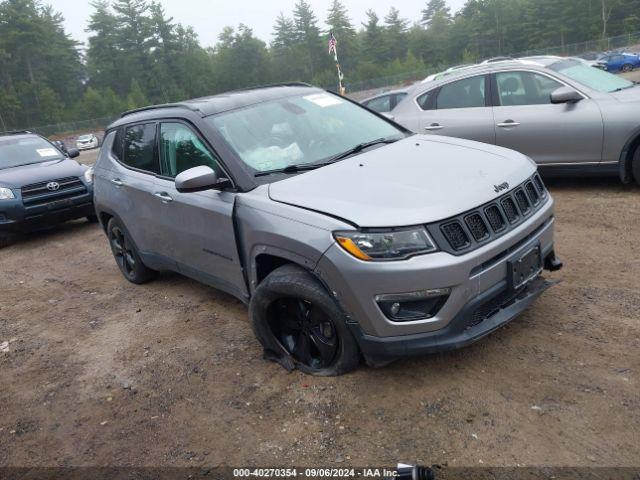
<box><xmin>303</xmin><ymin>93</ymin><xmax>343</xmax><ymax>108</ymax></box>
<box><xmin>36</xmin><ymin>148</ymin><xmax>59</xmax><ymax>157</ymax></box>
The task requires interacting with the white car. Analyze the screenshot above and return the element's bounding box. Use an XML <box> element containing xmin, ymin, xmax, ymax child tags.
<box><xmin>76</xmin><ymin>134</ymin><xmax>99</xmax><ymax>150</ymax></box>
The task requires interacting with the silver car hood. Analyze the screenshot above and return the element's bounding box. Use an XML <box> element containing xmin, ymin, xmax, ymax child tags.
<box><xmin>268</xmin><ymin>135</ymin><xmax>536</xmax><ymax>227</ymax></box>
<box><xmin>609</xmin><ymin>85</ymin><xmax>640</xmax><ymax>101</ymax></box>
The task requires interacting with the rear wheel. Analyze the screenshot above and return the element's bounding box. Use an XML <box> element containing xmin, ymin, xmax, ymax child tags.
<box><xmin>249</xmin><ymin>264</ymin><xmax>360</xmax><ymax>376</ymax></box>
<box><xmin>107</xmin><ymin>218</ymin><xmax>157</xmax><ymax>284</ymax></box>
<box><xmin>622</xmin><ymin>63</ymin><xmax>633</xmax><ymax>72</ymax></box>
<box><xmin>0</xmin><ymin>233</ymin><xmax>16</xmax><ymax>249</ymax></box>
<box><xmin>632</xmin><ymin>145</ymin><xmax>640</xmax><ymax>186</ymax></box>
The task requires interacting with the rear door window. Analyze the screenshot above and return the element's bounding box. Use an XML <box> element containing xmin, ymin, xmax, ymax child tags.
<box><xmin>436</xmin><ymin>76</ymin><xmax>486</xmax><ymax>109</ymax></box>
<box><xmin>122</xmin><ymin>123</ymin><xmax>159</xmax><ymax>173</ymax></box>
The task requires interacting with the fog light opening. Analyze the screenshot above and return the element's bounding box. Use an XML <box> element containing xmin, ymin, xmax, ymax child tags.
<box><xmin>375</xmin><ymin>288</ymin><xmax>451</xmax><ymax>322</ymax></box>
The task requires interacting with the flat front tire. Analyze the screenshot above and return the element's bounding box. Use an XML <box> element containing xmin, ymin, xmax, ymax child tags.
<box><xmin>106</xmin><ymin>218</ymin><xmax>157</xmax><ymax>284</ymax></box>
<box><xmin>249</xmin><ymin>264</ymin><xmax>360</xmax><ymax>376</ymax></box>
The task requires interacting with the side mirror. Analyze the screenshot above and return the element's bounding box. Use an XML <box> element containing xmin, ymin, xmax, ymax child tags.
<box><xmin>175</xmin><ymin>166</ymin><xmax>221</xmax><ymax>193</ymax></box>
<box><xmin>550</xmin><ymin>86</ymin><xmax>583</xmax><ymax>104</ymax></box>
<box><xmin>67</xmin><ymin>148</ymin><xmax>80</xmax><ymax>159</ymax></box>
<box><xmin>381</xmin><ymin>112</ymin><xmax>395</xmax><ymax>121</ymax></box>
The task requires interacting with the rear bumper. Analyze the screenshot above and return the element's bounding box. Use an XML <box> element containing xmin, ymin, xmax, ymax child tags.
<box><xmin>349</xmin><ymin>275</ymin><xmax>555</xmax><ymax>363</ymax></box>
<box><xmin>0</xmin><ymin>190</ymin><xmax>94</xmax><ymax>234</ymax></box>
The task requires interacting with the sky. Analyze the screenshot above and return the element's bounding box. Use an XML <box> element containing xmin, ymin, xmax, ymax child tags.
<box><xmin>48</xmin><ymin>0</ymin><xmax>467</xmax><ymax>49</ymax></box>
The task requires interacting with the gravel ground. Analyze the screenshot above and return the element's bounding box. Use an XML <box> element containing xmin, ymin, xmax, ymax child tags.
<box><xmin>0</xmin><ymin>174</ymin><xmax>639</xmax><ymax>469</ymax></box>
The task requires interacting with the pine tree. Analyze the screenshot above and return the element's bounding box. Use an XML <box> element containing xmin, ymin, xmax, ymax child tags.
<box><xmin>271</xmin><ymin>13</ymin><xmax>301</xmax><ymax>81</ymax></box>
<box><xmin>361</xmin><ymin>10</ymin><xmax>386</xmax><ymax>65</ymax></box>
<box><xmin>292</xmin><ymin>0</ymin><xmax>326</xmax><ymax>79</ymax></box>
<box><xmin>421</xmin><ymin>0</ymin><xmax>451</xmax><ymax>27</ymax></box>
<box><xmin>383</xmin><ymin>7</ymin><xmax>409</xmax><ymax>62</ymax></box>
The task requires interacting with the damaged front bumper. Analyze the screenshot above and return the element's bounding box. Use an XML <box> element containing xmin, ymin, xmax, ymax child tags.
<box><xmin>348</xmin><ymin>275</ymin><xmax>558</xmax><ymax>365</ymax></box>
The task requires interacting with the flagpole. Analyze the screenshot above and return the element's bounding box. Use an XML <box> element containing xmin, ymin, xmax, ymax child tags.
<box><xmin>329</xmin><ymin>32</ymin><xmax>345</xmax><ymax>96</ymax></box>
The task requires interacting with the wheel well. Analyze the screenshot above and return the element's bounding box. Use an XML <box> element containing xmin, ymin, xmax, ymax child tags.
<box><xmin>626</xmin><ymin>134</ymin><xmax>640</xmax><ymax>175</ymax></box>
<box><xmin>99</xmin><ymin>212</ymin><xmax>113</xmax><ymax>233</ymax></box>
<box><xmin>254</xmin><ymin>254</ymin><xmax>292</xmax><ymax>285</ymax></box>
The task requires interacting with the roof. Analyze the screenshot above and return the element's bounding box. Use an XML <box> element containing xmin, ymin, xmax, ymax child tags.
<box><xmin>110</xmin><ymin>83</ymin><xmax>321</xmax><ymax>129</ymax></box>
<box><xmin>0</xmin><ymin>130</ymin><xmax>33</xmax><ymax>137</ymax></box>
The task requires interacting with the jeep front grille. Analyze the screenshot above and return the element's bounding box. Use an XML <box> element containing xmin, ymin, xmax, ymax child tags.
<box><xmin>430</xmin><ymin>173</ymin><xmax>549</xmax><ymax>255</ymax></box>
<box><xmin>440</xmin><ymin>221</ymin><xmax>470</xmax><ymax>251</ymax></box>
<box><xmin>533</xmin><ymin>174</ymin><xmax>546</xmax><ymax>197</ymax></box>
<box><xmin>514</xmin><ymin>188</ymin><xmax>531</xmax><ymax>214</ymax></box>
<box><xmin>501</xmin><ymin>197</ymin><xmax>519</xmax><ymax>223</ymax></box>
<box><xmin>465</xmin><ymin>213</ymin><xmax>489</xmax><ymax>242</ymax></box>
<box><xmin>484</xmin><ymin>205</ymin><xmax>506</xmax><ymax>232</ymax></box>
<box><xmin>525</xmin><ymin>182</ymin><xmax>540</xmax><ymax>205</ymax></box>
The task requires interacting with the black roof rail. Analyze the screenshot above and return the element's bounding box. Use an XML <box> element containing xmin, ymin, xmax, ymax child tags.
<box><xmin>120</xmin><ymin>82</ymin><xmax>315</xmax><ymax>118</ymax></box>
<box><xmin>120</xmin><ymin>102</ymin><xmax>201</xmax><ymax>118</ymax></box>
<box><xmin>0</xmin><ymin>130</ymin><xmax>32</xmax><ymax>137</ymax></box>
<box><xmin>228</xmin><ymin>81</ymin><xmax>314</xmax><ymax>93</ymax></box>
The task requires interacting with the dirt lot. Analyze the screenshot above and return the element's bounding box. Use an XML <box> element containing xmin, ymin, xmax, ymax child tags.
<box><xmin>1</xmin><ymin>176</ymin><xmax>639</xmax><ymax>469</ymax></box>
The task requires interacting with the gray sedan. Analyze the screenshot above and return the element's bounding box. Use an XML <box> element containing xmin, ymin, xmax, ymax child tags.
<box><xmin>392</xmin><ymin>58</ymin><xmax>640</xmax><ymax>184</ymax></box>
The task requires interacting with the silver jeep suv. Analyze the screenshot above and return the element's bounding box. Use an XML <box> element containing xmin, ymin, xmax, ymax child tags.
<box><xmin>94</xmin><ymin>84</ymin><xmax>562</xmax><ymax>375</ymax></box>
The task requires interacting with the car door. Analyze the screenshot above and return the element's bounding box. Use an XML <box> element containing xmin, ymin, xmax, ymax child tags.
<box><xmin>152</xmin><ymin>121</ymin><xmax>247</xmax><ymax>299</ymax></box>
<box><xmin>103</xmin><ymin>123</ymin><xmax>166</xmax><ymax>258</ymax></box>
<box><xmin>415</xmin><ymin>75</ymin><xmax>496</xmax><ymax>144</ymax></box>
<box><xmin>491</xmin><ymin>70</ymin><xmax>604</xmax><ymax>165</ymax></box>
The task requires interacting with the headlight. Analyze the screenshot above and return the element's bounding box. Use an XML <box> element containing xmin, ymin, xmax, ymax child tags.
<box><xmin>334</xmin><ymin>227</ymin><xmax>437</xmax><ymax>261</ymax></box>
<box><xmin>0</xmin><ymin>187</ymin><xmax>15</xmax><ymax>200</ymax></box>
<box><xmin>83</xmin><ymin>166</ymin><xmax>94</xmax><ymax>184</ymax></box>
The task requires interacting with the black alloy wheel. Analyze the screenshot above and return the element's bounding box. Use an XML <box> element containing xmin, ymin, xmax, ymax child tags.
<box><xmin>109</xmin><ymin>224</ymin><xmax>136</xmax><ymax>279</ymax></box>
<box><xmin>267</xmin><ymin>298</ymin><xmax>339</xmax><ymax>370</ymax></box>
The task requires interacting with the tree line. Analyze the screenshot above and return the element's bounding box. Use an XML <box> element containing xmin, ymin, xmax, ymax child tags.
<box><xmin>1</xmin><ymin>0</ymin><xmax>639</xmax><ymax>130</ymax></box>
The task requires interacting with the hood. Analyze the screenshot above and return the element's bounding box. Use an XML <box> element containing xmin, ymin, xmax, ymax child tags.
<box><xmin>268</xmin><ymin>135</ymin><xmax>536</xmax><ymax>227</ymax></box>
<box><xmin>609</xmin><ymin>84</ymin><xmax>640</xmax><ymax>102</ymax></box>
<box><xmin>0</xmin><ymin>158</ymin><xmax>87</xmax><ymax>189</ymax></box>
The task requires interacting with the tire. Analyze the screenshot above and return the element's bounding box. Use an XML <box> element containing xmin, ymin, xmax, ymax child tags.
<box><xmin>0</xmin><ymin>233</ymin><xmax>16</xmax><ymax>249</ymax></box>
<box><xmin>249</xmin><ymin>264</ymin><xmax>360</xmax><ymax>376</ymax></box>
<box><xmin>106</xmin><ymin>217</ymin><xmax>157</xmax><ymax>284</ymax></box>
<box><xmin>621</xmin><ymin>63</ymin><xmax>633</xmax><ymax>72</ymax></box>
<box><xmin>632</xmin><ymin>145</ymin><xmax>640</xmax><ymax>185</ymax></box>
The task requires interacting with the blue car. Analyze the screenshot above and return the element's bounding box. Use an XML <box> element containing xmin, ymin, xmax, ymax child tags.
<box><xmin>598</xmin><ymin>52</ymin><xmax>640</xmax><ymax>73</ymax></box>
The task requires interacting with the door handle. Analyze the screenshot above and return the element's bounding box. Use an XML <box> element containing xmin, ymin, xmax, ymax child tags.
<box><xmin>111</xmin><ymin>178</ymin><xmax>123</xmax><ymax>187</ymax></box>
<box><xmin>497</xmin><ymin>120</ymin><xmax>521</xmax><ymax>128</ymax></box>
<box><xmin>424</xmin><ymin>123</ymin><xmax>444</xmax><ymax>131</ymax></box>
<box><xmin>154</xmin><ymin>192</ymin><xmax>173</xmax><ymax>203</ymax></box>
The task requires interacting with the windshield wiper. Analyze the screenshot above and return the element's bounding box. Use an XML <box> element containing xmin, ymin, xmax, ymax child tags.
<box><xmin>253</xmin><ymin>137</ymin><xmax>400</xmax><ymax>177</ymax></box>
<box><xmin>325</xmin><ymin>137</ymin><xmax>399</xmax><ymax>164</ymax></box>
<box><xmin>611</xmin><ymin>84</ymin><xmax>636</xmax><ymax>92</ymax></box>
<box><xmin>254</xmin><ymin>163</ymin><xmax>324</xmax><ymax>177</ymax></box>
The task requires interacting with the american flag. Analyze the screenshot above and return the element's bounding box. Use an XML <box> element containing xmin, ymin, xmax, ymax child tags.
<box><xmin>328</xmin><ymin>32</ymin><xmax>337</xmax><ymax>55</ymax></box>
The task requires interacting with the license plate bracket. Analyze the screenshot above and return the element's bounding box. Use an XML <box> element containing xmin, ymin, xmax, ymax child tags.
<box><xmin>508</xmin><ymin>245</ymin><xmax>542</xmax><ymax>291</ymax></box>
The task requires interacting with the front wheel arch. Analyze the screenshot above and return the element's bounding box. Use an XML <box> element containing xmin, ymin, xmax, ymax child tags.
<box><xmin>619</xmin><ymin>131</ymin><xmax>640</xmax><ymax>184</ymax></box>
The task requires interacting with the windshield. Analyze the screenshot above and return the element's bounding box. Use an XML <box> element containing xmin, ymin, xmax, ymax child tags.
<box><xmin>207</xmin><ymin>92</ymin><xmax>405</xmax><ymax>173</ymax></box>
<box><xmin>549</xmin><ymin>59</ymin><xmax>634</xmax><ymax>92</ymax></box>
<box><xmin>0</xmin><ymin>135</ymin><xmax>63</xmax><ymax>170</ymax></box>
<box><xmin>78</xmin><ymin>134</ymin><xmax>93</xmax><ymax>141</ymax></box>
